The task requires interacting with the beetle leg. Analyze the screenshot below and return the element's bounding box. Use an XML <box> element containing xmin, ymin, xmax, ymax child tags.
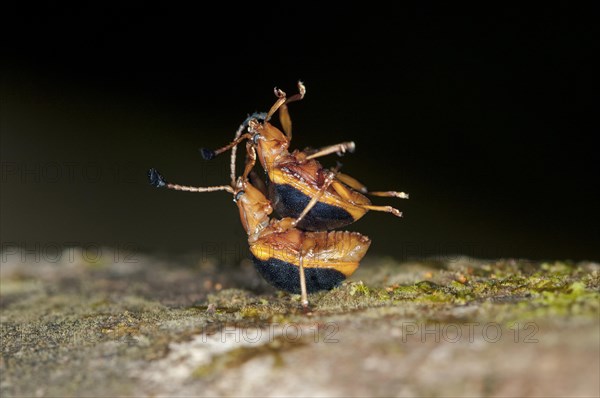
<box><xmin>336</xmin><ymin>172</ymin><xmax>409</xmax><ymax>199</ymax></box>
<box><xmin>330</xmin><ymin>180</ymin><xmax>371</xmax><ymax>206</ymax></box>
<box><xmin>367</xmin><ymin>190</ymin><xmax>409</xmax><ymax>199</ymax></box>
<box><xmin>335</xmin><ymin>172</ymin><xmax>368</xmax><ymax>193</ymax></box>
<box><xmin>248</xmin><ymin>169</ymin><xmax>268</xmax><ymax>197</ymax></box>
<box><xmin>292</xmin><ymin>167</ymin><xmax>340</xmax><ymax>227</ymax></box>
<box><xmin>329</xmin><ymin>180</ymin><xmax>404</xmax><ymax>218</ymax></box>
<box><xmin>242</xmin><ymin>142</ymin><xmax>257</xmax><ymax>181</ymax></box>
<box><xmin>278</xmin><ymin>103</ymin><xmax>293</xmax><ymax>140</ymax></box>
<box><xmin>285</xmin><ymin>81</ymin><xmax>306</xmax><ymax>104</ymax></box>
<box><xmin>358</xmin><ymin>204</ymin><xmax>403</xmax><ymax>218</ymax></box>
<box><xmin>305</xmin><ymin>142</ymin><xmax>356</xmax><ymax>160</ymax></box>
<box><xmin>266</xmin><ymin>91</ymin><xmax>288</xmax><ymax>122</ymax></box>
<box><xmin>298</xmin><ymin>253</ymin><xmax>309</xmax><ymax>308</ymax></box>
<box><xmin>230</xmin><ymin>112</ymin><xmax>268</xmax><ymax>186</ymax></box>
<box><xmin>278</xmin><ymin>81</ymin><xmax>306</xmax><ymax>140</ymax></box>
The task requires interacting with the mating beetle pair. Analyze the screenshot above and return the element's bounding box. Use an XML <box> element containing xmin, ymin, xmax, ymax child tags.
<box><xmin>200</xmin><ymin>82</ymin><xmax>408</xmax><ymax>231</ymax></box>
<box><xmin>149</xmin><ymin>82</ymin><xmax>407</xmax><ymax>307</ymax></box>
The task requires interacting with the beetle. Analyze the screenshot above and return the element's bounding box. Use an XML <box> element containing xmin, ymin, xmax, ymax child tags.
<box><xmin>200</xmin><ymin>81</ymin><xmax>408</xmax><ymax>231</ymax></box>
<box><xmin>147</xmin><ymin>161</ymin><xmax>371</xmax><ymax>308</ymax></box>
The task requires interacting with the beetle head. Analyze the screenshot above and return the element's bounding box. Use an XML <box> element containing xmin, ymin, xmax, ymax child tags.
<box><xmin>248</xmin><ymin>119</ymin><xmax>289</xmax><ymax>171</ymax></box>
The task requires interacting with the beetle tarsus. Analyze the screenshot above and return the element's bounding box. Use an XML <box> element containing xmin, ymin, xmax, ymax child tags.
<box><xmin>148</xmin><ymin>168</ymin><xmax>167</xmax><ymax>188</ymax></box>
<box><xmin>297</xmin><ymin>80</ymin><xmax>306</xmax><ymax>97</ymax></box>
<box><xmin>274</xmin><ymin>87</ymin><xmax>286</xmax><ymax>98</ymax></box>
<box><xmin>336</xmin><ymin>142</ymin><xmax>355</xmax><ymax>155</ymax></box>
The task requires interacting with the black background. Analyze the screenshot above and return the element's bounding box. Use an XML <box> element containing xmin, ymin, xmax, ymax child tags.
<box><xmin>1</xmin><ymin>4</ymin><xmax>597</xmax><ymax>262</ymax></box>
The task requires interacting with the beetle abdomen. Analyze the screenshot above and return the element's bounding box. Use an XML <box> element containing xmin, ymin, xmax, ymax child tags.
<box><xmin>269</xmin><ymin>182</ymin><xmax>354</xmax><ymax>231</ymax></box>
<box><xmin>252</xmin><ymin>255</ymin><xmax>346</xmax><ymax>293</ymax></box>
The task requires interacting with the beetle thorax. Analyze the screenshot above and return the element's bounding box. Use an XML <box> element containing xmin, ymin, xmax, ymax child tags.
<box><xmin>255</xmin><ymin>123</ymin><xmax>289</xmax><ymax>171</ymax></box>
<box><xmin>234</xmin><ymin>180</ymin><xmax>272</xmax><ymax>239</ymax></box>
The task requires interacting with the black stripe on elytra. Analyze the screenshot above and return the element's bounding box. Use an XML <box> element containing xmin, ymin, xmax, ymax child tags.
<box><xmin>252</xmin><ymin>256</ymin><xmax>346</xmax><ymax>293</ymax></box>
<box><xmin>268</xmin><ymin>182</ymin><xmax>354</xmax><ymax>231</ymax></box>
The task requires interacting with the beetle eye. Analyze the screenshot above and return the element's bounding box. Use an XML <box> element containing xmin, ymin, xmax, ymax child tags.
<box><xmin>234</xmin><ymin>190</ymin><xmax>245</xmax><ymax>202</ymax></box>
<box><xmin>251</xmin><ymin>134</ymin><xmax>261</xmax><ymax>144</ymax></box>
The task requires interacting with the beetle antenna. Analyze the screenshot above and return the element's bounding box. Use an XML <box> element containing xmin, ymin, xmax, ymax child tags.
<box><xmin>147</xmin><ymin>168</ymin><xmax>234</xmax><ymax>194</ymax></box>
<box><xmin>199</xmin><ymin>112</ymin><xmax>268</xmax><ymax>186</ymax></box>
<box><xmin>199</xmin><ymin>133</ymin><xmax>253</xmax><ymax>159</ymax></box>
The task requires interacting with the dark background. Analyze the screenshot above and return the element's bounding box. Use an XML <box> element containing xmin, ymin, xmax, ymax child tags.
<box><xmin>1</xmin><ymin>4</ymin><xmax>597</xmax><ymax>263</ymax></box>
